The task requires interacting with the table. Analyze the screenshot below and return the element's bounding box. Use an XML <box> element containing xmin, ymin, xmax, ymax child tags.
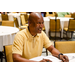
<box><xmin>44</xmin><ymin>17</ymin><xmax>73</xmax><ymax>38</ymax></box>
<box><xmin>0</xmin><ymin>26</ymin><xmax>19</xmax><ymax>51</ymax></box>
<box><xmin>30</xmin><ymin>53</ymin><xmax>75</xmax><ymax>62</ymax></box>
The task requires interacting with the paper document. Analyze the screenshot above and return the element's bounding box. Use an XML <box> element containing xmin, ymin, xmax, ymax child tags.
<box><xmin>30</xmin><ymin>53</ymin><xmax>75</xmax><ymax>62</ymax></box>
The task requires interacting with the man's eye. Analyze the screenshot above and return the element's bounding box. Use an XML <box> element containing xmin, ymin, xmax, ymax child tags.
<box><xmin>37</xmin><ymin>22</ymin><xmax>41</xmax><ymax>24</ymax></box>
<box><xmin>42</xmin><ymin>22</ymin><xmax>44</xmax><ymax>24</ymax></box>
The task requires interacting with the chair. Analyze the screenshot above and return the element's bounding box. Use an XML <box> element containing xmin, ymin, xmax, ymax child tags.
<box><xmin>63</xmin><ymin>19</ymin><xmax>75</xmax><ymax>39</ymax></box>
<box><xmin>42</xmin><ymin>49</ymin><xmax>48</xmax><ymax>56</ymax></box>
<box><xmin>14</xmin><ymin>17</ymin><xmax>22</xmax><ymax>31</ymax></box>
<box><xmin>2</xmin><ymin>21</ymin><xmax>14</xmax><ymax>27</ymax></box>
<box><xmin>0</xmin><ymin>52</ymin><xmax>4</xmax><ymax>62</ymax></box>
<box><xmin>12</xmin><ymin>12</ymin><xmax>17</xmax><ymax>13</ymax></box>
<box><xmin>20</xmin><ymin>14</ymin><xmax>28</xmax><ymax>30</ymax></box>
<box><xmin>1</xmin><ymin>14</ymin><xmax>9</xmax><ymax>20</ymax></box>
<box><xmin>20</xmin><ymin>14</ymin><xmax>26</xmax><ymax>25</ymax></box>
<box><xmin>71</xmin><ymin>13</ymin><xmax>75</xmax><ymax>19</ymax></box>
<box><xmin>20</xmin><ymin>14</ymin><xmax>29</xmax><ymax>25</ymax></box>
<box><xmin>4</xmin><ymin>45</ymin><xmax>13</xmax><ymax>62</ymax></box>
<box><xmin>20</xmin><ymin>12</ymin><xmax>26</xmax><ymax>14</ymax></box>
<box><xmin>14</xmin><ymin>17</ymin><xmax>19</xmax><ymax>28</ymax></box>
<box><xmin>49</xmin><ymin>19</ymin><xmax>61</xmax><ymax>40</ymax></box>
<box><xmin>55</xmin><ymin>41</ymin><xmax>75</xmax><ymax>53</ymax></box>
<box><xmin>65</xmin><ymin>15</ymin><xmax>71</xmax><ymax>18</ymax></box>
<box><xmin>24</xmin><ymin>14</ymin><xmax>29</xmax><ymax>24</ymax></box>
<box><xmin>46</xmin><ymin>12</ymin><xmax>55</xmax><ymax>17</ymax></box>
<box><xmin>0</xmin><ymin>45</ymin><xmax>13</xmax><ymax>62</ymax></box>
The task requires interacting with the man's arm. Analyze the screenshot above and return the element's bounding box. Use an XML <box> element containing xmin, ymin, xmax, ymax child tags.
<box><xmin>47</xmin><ymin>45</ymin><xmax>60</xmax><ymax>57</ymax></box>
<box><xmin>47</xmin><ymin>45</ymin><xmax>69</xmax><ymax>62</ymax></box>
<box><xmin>13</xmin><ymin>54</ymin><xmax>38</xmax><ymax>62</ymax></box>
<box><xmin>12</xmin><ymin>54</ymin><xmax>52</xmax><ymax>62</ymax></box>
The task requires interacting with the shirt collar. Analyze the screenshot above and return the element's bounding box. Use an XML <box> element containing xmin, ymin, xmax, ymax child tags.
<box><xmin>26</xmin><ymin>27</ymin><xmax>40</xmax><ymax>39</ymax></box>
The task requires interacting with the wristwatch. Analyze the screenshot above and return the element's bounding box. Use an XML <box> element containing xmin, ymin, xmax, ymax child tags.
<box><xmin>58</xmin><ymin>53</ymin><xmax>63</xmax><ymax>59</ymax></box>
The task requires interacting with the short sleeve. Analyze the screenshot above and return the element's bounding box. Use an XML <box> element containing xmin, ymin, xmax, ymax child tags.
<box><xmin>42</xmin><ymin>31</ymin><xmax>53</xmax><ymax>48</ymax></box>
<box><xmin>12</xmin><ymin>32</ymin><xmax>24</xmax><ymax>55</ymax></box>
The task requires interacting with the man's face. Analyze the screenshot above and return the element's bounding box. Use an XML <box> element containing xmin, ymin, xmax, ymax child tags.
<box><xmin>32</xmin><ymin>16</ymin><xmax>44</xmax><ymax>34</ymax></box>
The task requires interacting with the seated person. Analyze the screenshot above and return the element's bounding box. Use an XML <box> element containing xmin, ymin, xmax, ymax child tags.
<box><xmin>12</xmin><ymin>12</ymin><xmax>69</xmax><ymax>62</ymax></box>
<box><xmin>57</xmin><ymin>12</ymin><xmax>70</xmax><ymax>17</ymax></box>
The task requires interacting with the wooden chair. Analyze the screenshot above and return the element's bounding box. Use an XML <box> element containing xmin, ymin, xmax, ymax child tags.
<box><xmin>20</xmin><ymin>14</ymin><xmax>28</xmax><ymax>30</ymax></box>
<box><xmin>42</xmin><ymin>49</ymin><xmax>48</xmax><ymax>56</ymax></box>
<box><xmin>46</xmin><ymin>12</ymin><xmax>55</xmax><ymax>17</ymax></box>
<box><xmin>20</xmin><ymin>12</ymin><xmax>26</xmax><ymax>14</ymax></box>
<box><xmin>24</xmin><ymin>14</ymin><xmax>29</xmax><ymax>24</ymax></box>
<box><xmin>14</xmin><ymin>17</ymin><xmax>22</xmax><ymax>31</ymax></box>
<box><xmin>1</xmin><ymin>14</ymin><xmax>9</xmax><ymax>20</ymax></box>
<box><xmin>20</xmin><ymin>14</ymin><xmax>26</xmax><ymax>25</ymax></box>
<box><xmin>65</xmin><ymin>15</ymin><xmax>71</xmax><ymax>18</ymax></box>
<box><xmin>55</xmin><ymin>41</ymin><xmax>75</xmax><ymax>53</ymax></box>
<box><xmin>71</xmin><ymin>13</ymin><xmax>75</xmax><ymax>19</ymax></box>
<box><xmin>14</xmin><ymin>17</ymin><xmax>19</xmax><ymax>28</ymax></box>
<box><xmin>2</xmin><ymin>21</ymin><xmax>14</xmax><ymax>27</ymax></box>
<box><xmin>4</xmin><ymin>45</ymin><xmax>13</xmax><ymax>62</ymax></box>
<box><xmin>12</xmin><ymin>12</ymin><xmax>17</xmax><ymax>13</ymax></box>
<box><xmin>49</xmin><ymin>19</ymin><xmax>61</xmax><ymax>40</ymax></box>
<box><xmin>63</xmin><ymin>19</ymin><xmax>75</xmax><ymax>39</ymax></box>
<box><xmin>0</xmin><ymin>45</ymin><xmax>13</xmax><ymax>62</ymax></box>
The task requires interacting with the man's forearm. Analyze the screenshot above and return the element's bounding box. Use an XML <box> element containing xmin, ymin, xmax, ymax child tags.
<box><xmin>51</xmin><ymin>48</ymin><xmax>60</xmax><ymax>57</ymax></box>
<box><xmin>47</xmin><ymin>45</ymin><xmax>60</xmax><ymax>57</ymax></box>
<box><xmin>13</xmin><ymin>54</ymin><xmax>38</xmax><ymax>62</ymax></box>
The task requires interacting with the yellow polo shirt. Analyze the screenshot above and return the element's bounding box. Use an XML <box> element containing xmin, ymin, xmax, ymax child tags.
<box><xmin>12</xmin><ymin>27</ymin><xmax>53</xmax><ymax>59</ymax></box>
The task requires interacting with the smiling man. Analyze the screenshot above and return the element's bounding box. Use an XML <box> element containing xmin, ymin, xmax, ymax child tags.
<box><xmin>12</xmin><ymin>12</ymin><xmax>69</xmax><ymax>62</ymax></box>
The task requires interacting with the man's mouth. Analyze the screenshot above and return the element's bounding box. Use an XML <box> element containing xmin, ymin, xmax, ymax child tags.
<box><xmin>38</xmin><ymin>28</ymin><xmax>42</xmax><ymax>31</ymax></box>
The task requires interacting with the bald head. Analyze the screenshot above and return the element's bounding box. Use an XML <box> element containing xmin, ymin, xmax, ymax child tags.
<box><xmin>29</xmin><ymin>12</ymin><xmax>43</xmax><ymax>23</ymax></box>
<box><xmin>28</xmin><ymin>12</ymin><xmax>44</xmax><ymax>36</ymax></box>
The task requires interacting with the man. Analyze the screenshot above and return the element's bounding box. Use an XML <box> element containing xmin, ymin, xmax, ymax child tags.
<box><xmin>12</xmin><ymin>12</ymin><xmax>69</xmax><ymax>62</ymax></box>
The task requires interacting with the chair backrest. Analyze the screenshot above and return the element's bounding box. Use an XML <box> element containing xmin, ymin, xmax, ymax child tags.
<box><xmin>24</xmin><ymin>14</ymin><xmax>29</xmax><ymax>24</ymax></box>
<box><xmin>68</xmin><ymin>19</ymin><xmax>75</xmax><ymax>31</ymax></box>
<box><xmin>2</xmin><ymin>21</ymin><xmax>14</xmax><ymax>27</ymax></box>
<box><xmin>71</xmin><ymin>13</ymin><xmax>75</xmax><ymax>19</ymax></box>
<box><xmin>20</xmin><ymin>12</ymin><xmax>26</xmax><ymax>14</ymax></box>
<box><xmin>1</xmin><ymin>14</ymin><xmax>8</xmax><ymax>20</ymax></box>
<box><xmin>65</xmin><ymin>15</ymin><xmax>71</xmax><ymax>18</ymax></box>
<box><xmin>20</xmin><ymin>14</ymin><xmax>26</xmax><ymax>25</ymax></box>
<box><xmin>5</xmin><ymin>45</ymin><xmax>13</xmax><ymax>62</ymax></box>
<box><xmin>46</xmin><ymin>12</ymin><xmax>55</xmax><ymax>17</ymax></box>
<box><xmin>50</xmin><ymin>19</ymin><xmax>61</xmax><ymax>31</ymax></box>
<box><xmin>14</xmin><ymin>17</ymin><xmax>19</xmax><ymax>28</ymax></box>
<box><xmin>12</xmin><ymin>12</ymin><xmax>17</xmax><ymax>13</ymax></box>
<box><xmin>55</xmin><ymin>41</ymin><xmax>75</xmax><ymax>53</ymax></box>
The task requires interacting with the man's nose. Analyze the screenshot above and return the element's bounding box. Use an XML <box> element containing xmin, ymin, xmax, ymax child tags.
<box><xmin>39</xmin><ymin>23</ymin><xmax>43</xmax><ymax>27</ymax></box>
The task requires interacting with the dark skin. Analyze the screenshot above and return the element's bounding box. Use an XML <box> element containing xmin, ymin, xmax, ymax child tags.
<box><xmin>13</xmin><ymin>12</ymin><xmax>69</xmax><ymax>62</ymax></box>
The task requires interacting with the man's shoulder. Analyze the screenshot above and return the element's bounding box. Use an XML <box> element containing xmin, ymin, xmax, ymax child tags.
<box><xmin>16</xmin><ymin>29</ymin><xmax>26</xmax><ymax>37</ymax></box>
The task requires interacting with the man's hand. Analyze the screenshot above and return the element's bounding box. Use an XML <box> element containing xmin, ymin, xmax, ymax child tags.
<box><xmin>40</xmin><ymin>59</ymin><xmax>52</xmax><ymax>62</ymax></box>
<box><xmin>60</xmin><ymin>55</ymin><xmax>69</xmax><ymax>62</ymax></box>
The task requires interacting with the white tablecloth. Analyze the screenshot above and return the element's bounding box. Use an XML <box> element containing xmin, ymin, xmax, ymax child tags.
<box><xmin>44</xmin><ymin>17</ymin><xmax>73</xmax><ymax>38</ymax></box>
<box><xmin>0</xmin><ymin>26</ymin><xmax>19</xmax><ymax>51</ymax></box>
<box><xmin>30</xmin><ymin>53</ymin><xmax>75</xmax><ymax>62</ymax></box>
